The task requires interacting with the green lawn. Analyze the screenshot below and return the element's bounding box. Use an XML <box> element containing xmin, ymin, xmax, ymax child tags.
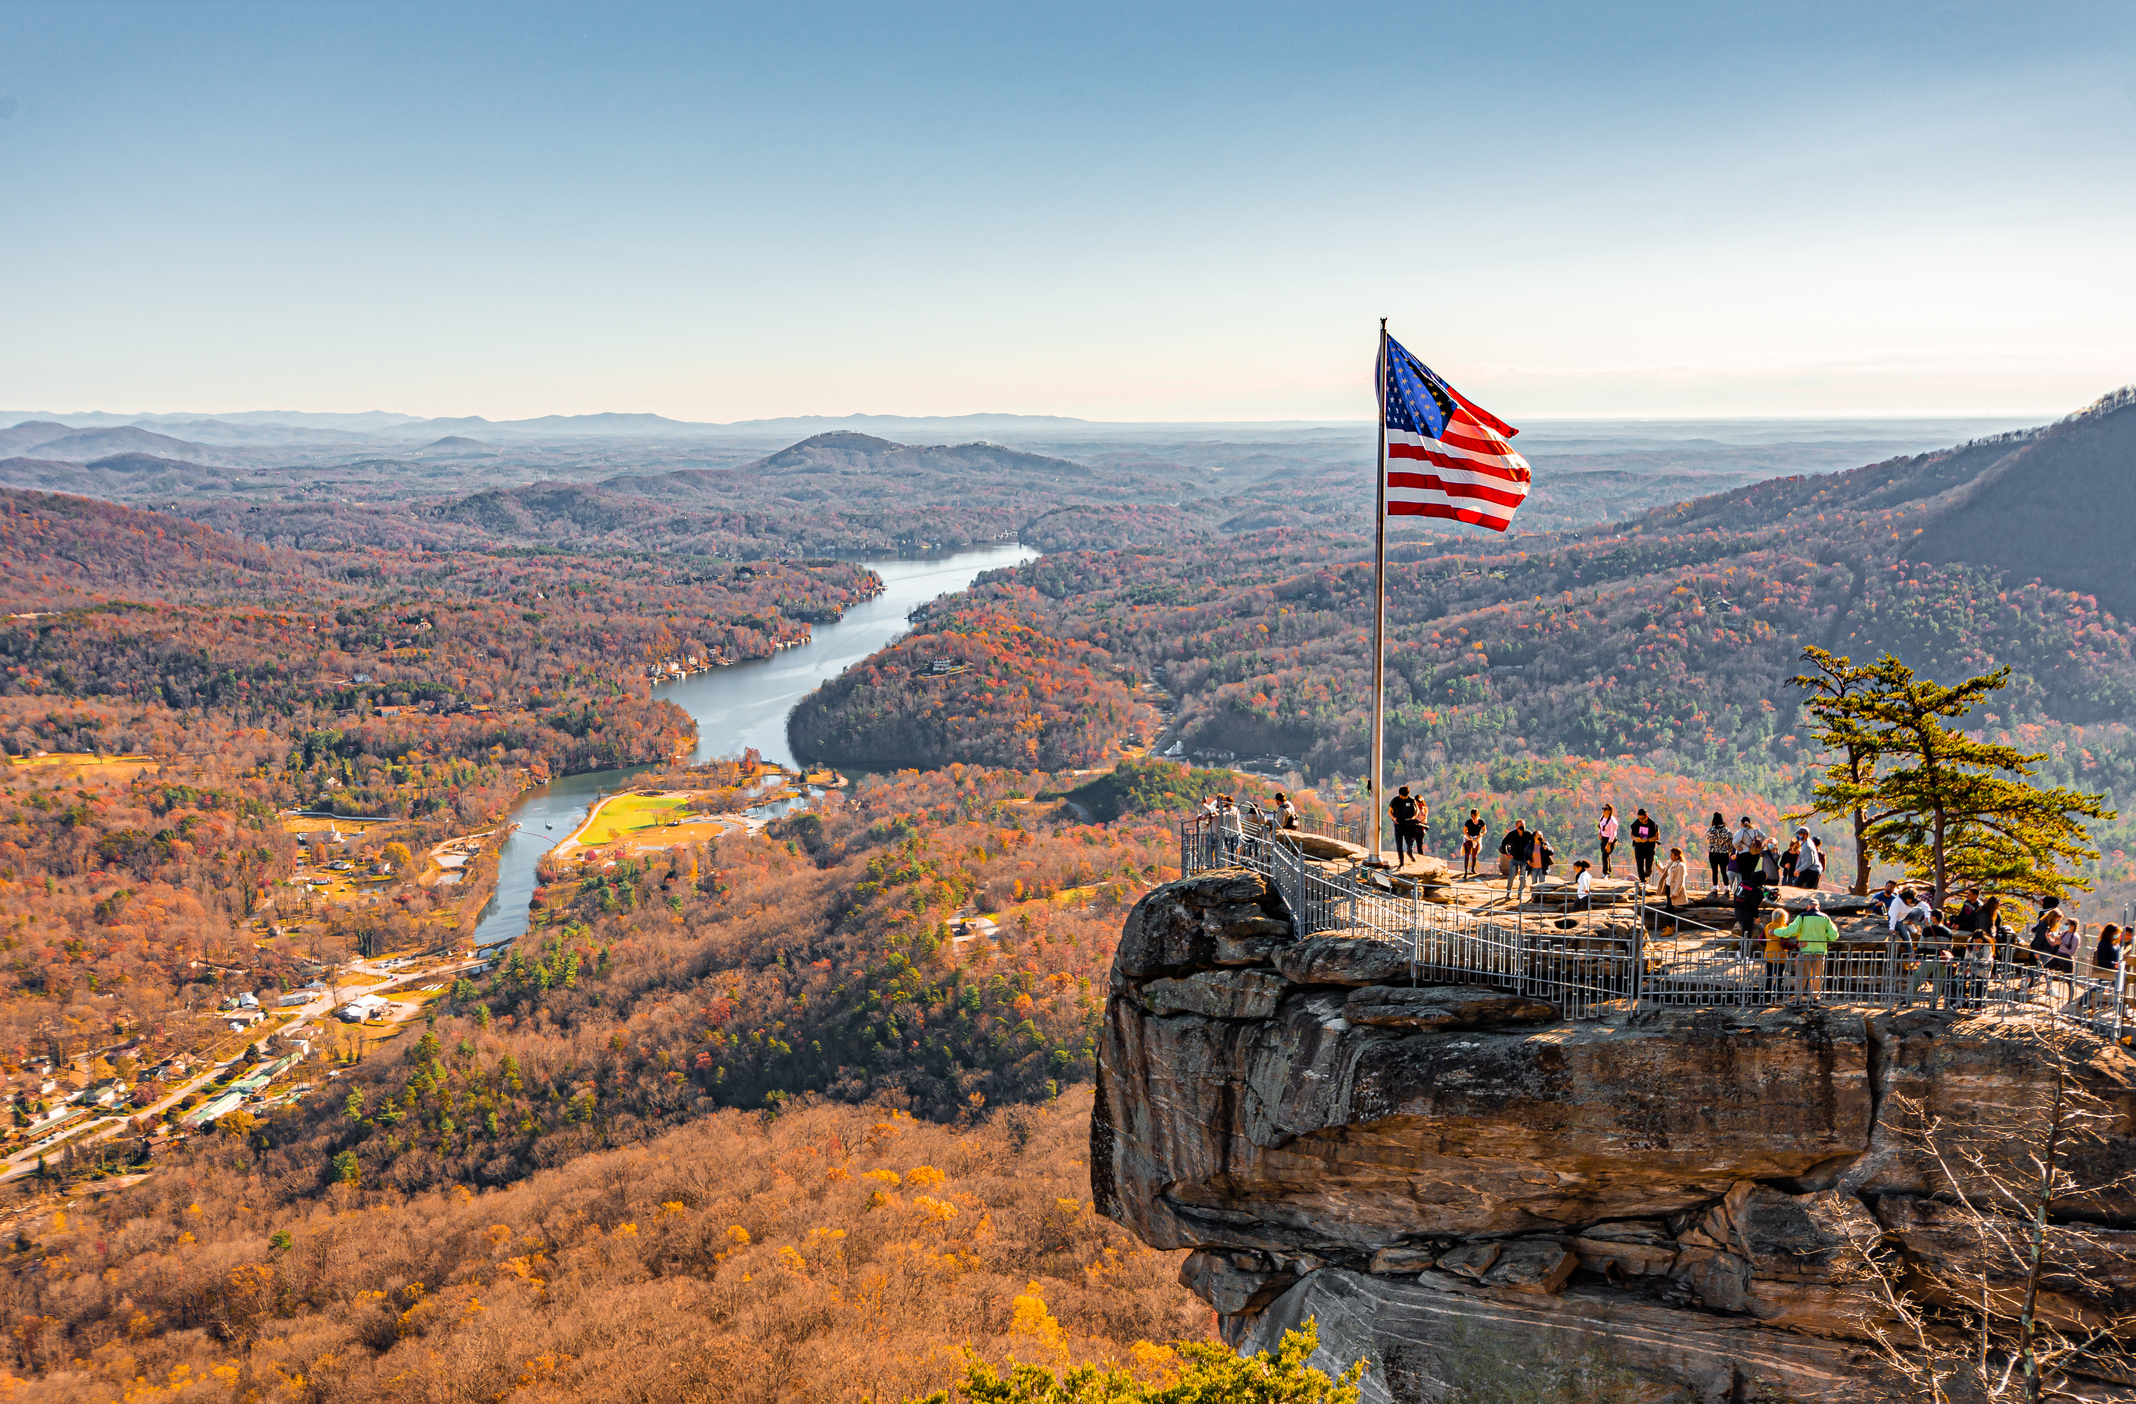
<box><xmin>573</xmin><ymin>793</ymin><xmax>689</xmax><ymax>845</ymax></box>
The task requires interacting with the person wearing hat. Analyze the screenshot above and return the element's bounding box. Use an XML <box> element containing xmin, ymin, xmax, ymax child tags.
<box><xmin>1777</xmin><ymin>894</ymin><xmax>1838</xmax><ymax>1002</ymax></box>
<box><xmin>1792</xmin><ymin>827</ymin><xmax>1822</xmax><ymax>889</ymax></box>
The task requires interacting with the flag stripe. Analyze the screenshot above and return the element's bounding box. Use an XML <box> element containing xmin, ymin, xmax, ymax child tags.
<box><xmin>1390</xmin><ymin>499</ymin><xmax>1520</xmax><ymax>530</ymax></box>
<box><xmin>1387</xmin><ymin>471</ymin><xmax>1529</xmax><ymax>510</ymax></box>
<box><xmin>1387</xmin><ymin>439</ymin><xmax>1531</xmax><ymax>483</ymax></box>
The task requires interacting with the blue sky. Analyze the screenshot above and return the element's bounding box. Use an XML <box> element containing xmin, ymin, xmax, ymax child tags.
<box><xmin>2</xmin><ymin>1</ymin><xmax>2132</xmax><ymax>422</ymax></box>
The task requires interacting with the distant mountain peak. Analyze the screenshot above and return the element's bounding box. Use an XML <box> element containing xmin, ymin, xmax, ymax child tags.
<box><xmin>786</xmin><ymin>431</ymin><xmax>903</xmax><ymax>452</ymax></box>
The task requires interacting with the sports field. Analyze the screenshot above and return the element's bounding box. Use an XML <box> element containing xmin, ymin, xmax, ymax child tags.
<box><xmin>571</xmin><ymin>793</ymin><xmax>693</xmax><ymax>845</ymax></box>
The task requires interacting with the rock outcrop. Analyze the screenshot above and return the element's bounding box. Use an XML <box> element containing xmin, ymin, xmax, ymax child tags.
<box><xmin>1093</xmin><ymin>870</ymin><xmax>2136</xmax><ymax>1403</ymax></box>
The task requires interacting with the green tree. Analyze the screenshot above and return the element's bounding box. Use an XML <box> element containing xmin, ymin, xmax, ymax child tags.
<box><xmin>331</xmin><ymin>1149</ymin><xmax>361</xmax><ymax>1186</ymax></box>
<box><xmin>1792</xmin><ymin>651</ymin><xmax>2109</xmax><ymax>901</ymax></box>
<box><xmin>904</xmin><ymin>1323</ymin><xmax>1363</xmax><ymax>1404</ymax></box>
<box><xmin>1789</xmin><ymin>647</ymin><xmax>1903</xmax><ymax>895</ymax></box>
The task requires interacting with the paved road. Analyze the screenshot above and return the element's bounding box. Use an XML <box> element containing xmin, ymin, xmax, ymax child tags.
<box><xmin>0</xmin><ymin>953</ymin><xmax>492</xmax><ymax>1181</ymax></box>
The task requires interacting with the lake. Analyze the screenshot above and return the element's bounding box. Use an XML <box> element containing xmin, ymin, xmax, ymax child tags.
<box><xmin>467</xmin><ymin>542</ymin><xmax>1037</xmax><ymax>949</ymax></box>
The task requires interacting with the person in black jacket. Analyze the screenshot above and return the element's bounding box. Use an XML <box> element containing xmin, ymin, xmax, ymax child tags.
<box><xmin>1734</xmin><ymin>847</ymin><xmax>1768</xmax><ymax>960</ymax></box>
<box><xmin>1388</xmin><ymin>786</ymin><xmax>1425</xmax><ymax>867</ymax></box>
<box><xmin>1628</xmin><ymin>808</ymin><xmax>1660</xmax><ymax>883</ymax></box>
<box><xmin>1500</xmin><ymin>821</ymin><xmax>1534</xmax><ymax>900</ymax></box>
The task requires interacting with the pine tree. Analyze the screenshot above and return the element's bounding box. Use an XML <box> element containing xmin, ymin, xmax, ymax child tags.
<box><xmin>1791</xmin><ymin>650</ymin><xmax>2109</xmax><ymax>901</ymax></box>
<box><xmin>1789</xmin><ymin>648</ymin><xmax>1899</xmax><ymax>894</ymax></box>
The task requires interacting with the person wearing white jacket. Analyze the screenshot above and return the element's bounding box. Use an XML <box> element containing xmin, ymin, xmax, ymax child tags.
<box><xmin>1658</xmin><ymin>847</ymin><xmax>1690</xmax><ymax>911</ymax></box>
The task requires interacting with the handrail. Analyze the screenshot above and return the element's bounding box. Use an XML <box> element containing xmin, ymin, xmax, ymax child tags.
<box><xmin>1179</xmin><ymin>818</ymin><xmax>2130</xmax><ymax>1037</ymax></box>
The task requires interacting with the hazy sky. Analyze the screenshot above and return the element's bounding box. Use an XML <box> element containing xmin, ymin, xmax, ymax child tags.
<box><xmin>3</xmin><ymin>1</ymin><xmax>2132</xmax><ymax>422</ymax></box>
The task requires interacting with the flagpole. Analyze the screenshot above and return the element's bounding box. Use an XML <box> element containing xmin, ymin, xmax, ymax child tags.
<box><xmin>1370</xmin><ymin>318</ymin><xmax>1389</xmax><ymax>866</ymax></box>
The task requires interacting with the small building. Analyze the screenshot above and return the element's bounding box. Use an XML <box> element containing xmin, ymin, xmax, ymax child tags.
<box><xmin>337</xmin><ymin>993</ymin><xmax>390</xmax><ymax>1023</ymax></box>
<box><xmin>182</xmin><ymin>1092</ymin><xmax>244</xmax><ymax>1126</ymax></box>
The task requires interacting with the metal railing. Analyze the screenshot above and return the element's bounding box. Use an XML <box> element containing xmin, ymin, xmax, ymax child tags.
<box><xmin>1178</xmin><ymin>815</ymin><xmax>2133</xmax><ymax>1036</ymax></box>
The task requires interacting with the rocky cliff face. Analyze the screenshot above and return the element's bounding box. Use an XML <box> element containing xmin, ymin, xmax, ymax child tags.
<box><xmin>1092</xmin><ymin>870</ymin><xmax>2136</xmax><ymax>1403</ymax></box>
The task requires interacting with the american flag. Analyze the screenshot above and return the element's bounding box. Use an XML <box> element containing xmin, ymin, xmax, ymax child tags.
<box><xmin>1381</xmin><ymin>335</ymin><xmax>1531</xmax><ymax>532</ymax></box>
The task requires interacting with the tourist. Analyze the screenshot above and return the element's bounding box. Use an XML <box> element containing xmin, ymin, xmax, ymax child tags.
<box><xmin>1596</xmin><ymin>804</ymin><xmax>1618</xmax><ymax>879</ymax></box>
<box><xmin>1976</xmin><ymin>894</ymin><xmax>2004</xmax><ymax>960</ymax></box>
<box><xmin>1780</xmin><ymin>834</ymin><xmax>1801</xmax><ymax>887</ymax></box>
<box><xmin>1529</xmin><ymin>829</ymin><xmax>1555</xmax><ymax>889</ymax></box>
<box><xmin>1388</xmin><ymin>785</ymin><xmax>1424</xmax><ymax>866</ymax></box>
<box><xmin>2094</xmin><ymin>924</ymin><xmax>2128</xmax><ymax>1019</ymax></box>
<box><xmin>1889</xmin><ymin>887</ymin><xmax>1932</xmax><ymax>951</ymax></box>
<box><xmin>1215</xmin><ymin>794</ymin><xmax>1244</xmax><ymax>861</ymax></box>
<box><xmin>1757</xmin><ymin>837</ymin><xmax>1783</xmax><ymax>890</ymax></box>
<box><xmin>1462</xmin><ymin>809</ymin><xmax>1486</xmax><ymax>879</ymax></box>
<box><xmin>1628</xmin><ymin>807</ymin><xmax>1659</xmax><ymax>883</ymax></box>
<box><xmin>1733</xmin><ymin>815</ymin><xmax>1765</xmax><ymax>868</ymax></box>
<box><xmin>1273</xmin><ymin>792</ymin><xmax>1299</xmax><ymax>831</ymax></box>
<box><xmin>1572</xmin><ymin>859</ymin><xmax>1593</xmax><ymax>913</ymax></box>
<box><xmin>2025</xmin><ymin>903</ymin><xmax>2063</xmax><ymax>993</ymax></box>
<box><xmin>1760</xmin><ymin>902</ymin><xmax>1792</xmax><ymax>1002</ymax></box>
<box><xmin>1793</xmin><ymin>828</ymin><xmax>1823</xmax><ymax>889</ymax></box>
<box><xmin>1500</xmin><ymin>821</ymin><xmax>1534</xmax><ymax>900</ymax></box>
<box><xmin>2053</xmin><ymin>916</ymin><xmax>2083</xmax><ymax>1004</ymax></box>
<box><xmin>1962</xmin><ymin>924</ymin><xmax>1993</xmax><ymax>1010</ymax></box>
<box><xmin>1658</xmin><ymin>846</ymin><xmax>1689</xmax><ymax>912</ymax></box>
<box><xmin>2094</xmin><ymin>922</ymin><xmax>2125</xmax><ymax>978</ymax></box>
<box><xmin>1733</xmin><ymin>846</ymin><xmax>1767</xmax><ymax>959</ymax></box>
<box><xmin>1921</xmin><ymin>913</ymin><xmax>1960</xmax><ymax>1009</ymax></box>
<box><xmin>1778</xmin><ymin>895</ymin><xmax>1838</xmax><ymax>1002</ymax></box>
<box><xmin>1705</xmin><ymin>812</ymin><xmax>1733</xmax><ymax>893</ymax></box>
<box><xmin>1875</xmin><ymin>879</ymin><xmax>1901</xmax><ymax>919</ymax></box>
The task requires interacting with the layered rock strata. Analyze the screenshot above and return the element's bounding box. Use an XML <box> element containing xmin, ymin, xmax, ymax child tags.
<box><xmin>1092</xmin><ymin>870</ymin><xmax>2136</xmax><ymax>1403</ymax></box>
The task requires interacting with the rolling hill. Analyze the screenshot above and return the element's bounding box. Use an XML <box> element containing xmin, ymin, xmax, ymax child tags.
<box><xmin>794</xmin><ymin>387</ymin><xmax>2136</xmax><ymax>890</ymax></box>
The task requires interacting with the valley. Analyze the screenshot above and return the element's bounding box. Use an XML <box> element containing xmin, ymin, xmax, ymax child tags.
<box><xmin>0</xmin><ymin>394</ymin><xmax>2127</xmax><ymax>1401</ymax></box>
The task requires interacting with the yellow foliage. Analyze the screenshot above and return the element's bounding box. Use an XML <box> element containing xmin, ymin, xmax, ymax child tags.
<box><xmin>725</xmin><ymin>1225</ymin><xmax>751</xmax><ymax>1247</ymax></box>
<box><xmin>1130</xmin><ymin>1339</ymin><xmax>1181</xmax><ymax>1385</ymax></box>
<box><xmin>484</xmin><ymin>1224</ymin><xmax>512</xmax><ymax>1249</ymax></box>
<box><xmin>912</xmin><ymin>1196</ymin><xmax>958</xmax><ymax>1222</ymax></box>
<box><xmin>1009</xmin><ymin>1281</ymin><xmax>1069</xmax><ymax>1359</ymax></box>
<box><xmin>496</xmin><ymin>1257</ymin><xmax>547</xmax><ymax>1291</ymax></box>
<box><xmin>511</xmin><ymin>1352</ymin><xmax>573</xmax><ymax>1391</ymax></box>
<box><xmin>864</xmin><ymin>1168</ymin><xmax>901</xmax><ymax>1186</ymax></box>
<box><xmin>906</xmin><ymin>1165</ymin><xmax>947</xmax><ymax>1190</ymax></box>
<box><xmin>49</xmin><ymin>1212</ymin><xmax>63</xmax><ymax>1233</ymax></box>
<box><xmin>659</xmin><ymin>1201</ymin><xmax>686</xmax><ymax>1215</ymax></box>
<box><xmin>614</xmin><ymin>1223</ymin><xmax>637</xmax><ymax>1238</ymax></box>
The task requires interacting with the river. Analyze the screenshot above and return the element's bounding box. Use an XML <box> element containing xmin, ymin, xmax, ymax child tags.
<box><xmin>466</xmin><ymin>543</ymin><xmax>1038</xmax><ymax>950</ymax></box>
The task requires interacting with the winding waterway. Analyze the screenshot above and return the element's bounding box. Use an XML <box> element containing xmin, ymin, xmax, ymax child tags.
<box><xmin>467</xmin><ymin>543</ymin><xmax>1037</xmax><ymax>950</ymax></box>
